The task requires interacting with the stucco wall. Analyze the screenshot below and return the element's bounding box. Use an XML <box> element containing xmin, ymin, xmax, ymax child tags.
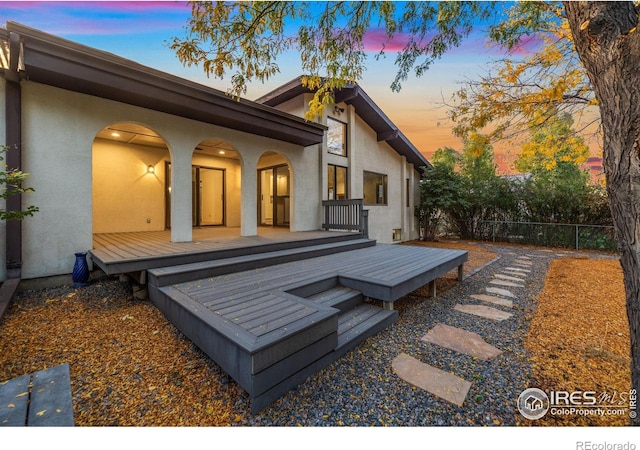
<box><xmin>350</xmin><ymin>114</ymin><xmax>406</xmax><ymax>244</ymax></box>
<box><xmin>271</xmin><ymin>96</ymin><xmax>421</xmax><ymax>244</ymax></box>
<box><xmin>19</xmin><ymin>82</ymin><xmax>321</xmax><ymax>279</ymax></box>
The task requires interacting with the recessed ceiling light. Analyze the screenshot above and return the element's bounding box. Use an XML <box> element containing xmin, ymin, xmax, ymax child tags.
<box><xmin>219</xmin><ymin>150</ymin><xmax>226</xmax><ymax>155</ymax></box>
<box><xmin>111</xmin><ymin>132</ymin><xmax>120</xmax><ymax>137</ymax></box>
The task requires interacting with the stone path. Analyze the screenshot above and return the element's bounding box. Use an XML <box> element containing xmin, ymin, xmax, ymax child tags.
<box><xmin>393</xmin><ymin>246</ymin><xmax>537</xmax><ymax>407</ymax></box>
<box><xmin>392</xmin><ymin>353</ymin><xmax>472</xmax><ymax>407</ymax></box>
<box><xmin>420</xmin><ymin>324</ymin><xmax>503</xmax><ymax>361</ymax></box>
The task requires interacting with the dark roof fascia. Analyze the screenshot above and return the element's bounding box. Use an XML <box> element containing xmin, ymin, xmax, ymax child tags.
<box><xmin>258</xmin><ymin>77</ymin><xmax>431</xmax><ymax>172</ymax></box>
<box><xmin>4</xmin><ymin>22</ymin><xmax>325</xmax><ymax>147</ymax></box>
<box><xmin>335</xmin><ymin>85</ymin><xmax>431</xmax><ymax>171</ymax></box>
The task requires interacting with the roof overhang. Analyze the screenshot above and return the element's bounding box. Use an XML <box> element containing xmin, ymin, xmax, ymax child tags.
<box><xmin>0</xmin><ymin>22</ymin><xmax>325</xmax><ymax>147</ymax></box>
<box><xmin>258</xmin><ymin>76</ymin><xmax>431</xmax><ymax>172</ymax></box>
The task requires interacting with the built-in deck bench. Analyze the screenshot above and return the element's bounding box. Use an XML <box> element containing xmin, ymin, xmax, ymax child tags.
<box><xmin>149</xmin><ymin>243</ymin><xmax>467</xmax><ymax>413</ymax></box>
<box><xmin>0</xmin><ymin>363</ymin><xmax>74</xmax><ymax>426</ymax></box>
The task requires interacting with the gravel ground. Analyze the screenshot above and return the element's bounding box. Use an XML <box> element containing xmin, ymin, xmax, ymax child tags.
<box><xmin>1</xmin><ymin>241</ymin><xmax>620</xmax><ymax>426</ymax></box>
<box><xmin>243</xmin><ymin>242</ymin><xmax>552</xmax><ymax>426</ymax></box>
<box><xmin>246</xmin><ymin>243</ymin><xmax>618</xmax><ymax>426</ymax></box>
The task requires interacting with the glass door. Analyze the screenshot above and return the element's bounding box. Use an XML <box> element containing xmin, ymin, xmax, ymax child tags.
<box><xmin>259</xmin><ymin>165</ymin><xmax>290</xmax><ymax>227</ymax></box>
<box><xmin>274</xmin><ymin>165</ymin><xmax>290</xmax><ymax>226</ymax></box>
<box><xmin>192</xmin><ymin>166</ymin><xmax>225</xmax><ymax>227</ymax></box>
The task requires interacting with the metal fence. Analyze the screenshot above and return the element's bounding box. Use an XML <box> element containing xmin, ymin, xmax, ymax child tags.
<box><xmin>481</xmin><ymin>221</ymin><xmax>617</xmax><ymax>251</ymax></box>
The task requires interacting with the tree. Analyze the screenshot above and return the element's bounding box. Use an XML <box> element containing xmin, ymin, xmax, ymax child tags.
<box><xmin>449</xmin><ymin>132</ymin><xmax>515</xmax><ymax>240</ymax></box>
<box><xmin>0</xmin><ymin>146</ymin><xmax>38</xmax><ymax>221</ymax></box>
<box><xmin>515</xmin><ymin>110</ymin><xmax>589</xmax><ymax>175</ymax></box>
<box><xmin>173</xmin><ymin>1</ymin><xmax>640</xmax><ymax>423</ymax></box>
<box><xmin>415</xmin><ymin>147</ymin><xmax>463</xmax><ymax>241</ymax></box>
<box><xmin>515</xmin><ymin>111</ymin><xmax>599</xmax><ymax>224</ymax></box>
<box><xmin>564</xmin><ymin>4</ymin><xmax>640</xmax><ymax>421</ymax></box>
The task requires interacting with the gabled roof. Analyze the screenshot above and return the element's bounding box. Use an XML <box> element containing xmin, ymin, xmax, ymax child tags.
<box><xmin>0</xmin><ymin>22</ymin><xmax>325</xmax><ymax>147</ymax></box>
<box><xmin>257</xmin><ymin>76</ymin><xmax>431</xmax><ymax>170</ymax></box>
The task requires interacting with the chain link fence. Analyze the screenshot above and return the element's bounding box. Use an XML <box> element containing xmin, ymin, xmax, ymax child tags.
<box><xmin>481</xmin><ymin>221</ymin><xmax>617</xmax><ymax>251</ymax></box>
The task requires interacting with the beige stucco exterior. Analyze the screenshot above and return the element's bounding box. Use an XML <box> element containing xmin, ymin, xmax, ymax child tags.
<box><xmin>10</xmin><ymin>81</ymin><xmax>323</xmax><ymax>279</ymax></box>
<box><xmin>1</xmin><ymin>40</ymin><xmax>424</xmax><ymax>281</ymax></box>
<box><xmin>273</xmin><ymin>98</ymin><xmax>421</xmax><ymax>245</ymax></box>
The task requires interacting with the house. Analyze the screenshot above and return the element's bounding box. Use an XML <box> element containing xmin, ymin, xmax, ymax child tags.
<box><xmin>0</xmin><ymin>23</ymin><xmax>473</xmax><ymax>412</ymax></box>
<box><xmin>0</xmin><ymin>22</ymin><xmax>429</xmax><ymax>283</ymax></box>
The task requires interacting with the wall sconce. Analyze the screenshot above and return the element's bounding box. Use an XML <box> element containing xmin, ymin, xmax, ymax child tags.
<box><xmin>147</xmin><ymin>165</ymin><xmax>155</xmax><ymax>174</ymax></box>
<box><xmin>334</xmin><ymin>106</ymin><xmax>345</xmax><ymax>114</ymax></box>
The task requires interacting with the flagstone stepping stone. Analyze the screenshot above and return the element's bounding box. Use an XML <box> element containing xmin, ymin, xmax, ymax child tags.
<box><xmin>495</xmin><ymin>273</ymin><xmax>525</xmax><ymax>282</ymax></box>
<box><xmin>470</xmin><ymin>294</ymin><xmax>513</xmax><ymax>308</ymax></box>
<box><xmin>502</xmin><ymin>271</ymin><xmax>527</xmax><ymax>278</ymax></box>
<box><xmin>454</xmin><ymin>304</ymin><xmax>513</xmax><ymax>321</ymax></box>
<box><xmin>392</xmin><ymin>353</ymin><xmax>472</xmax><ymax>407</ymax></box>
<box><xmin>421</xmin><ymin>324</ymin><xmax>503</xmax><ymax>361</ymax></box>
<box><xmin>517</xmin><ymin>256</ymin><xmax>531</xmax><ymax>260</ymax></box>
<box><xmin>490</xmin><ymin>279</ymin><xmax>524</xmax><ymax>288</ymax></box>
<box><xmin>486</xmin><ymin>287</ymin><xmax>517</xmax><ymax>298</ymax></box>
<box><xmin>515</xmin><ymin>260</ymin><xmax>533</xmax><ymax>265</ymax></box>
<box><xmin>505</xmin><ymin>267</ymin><xmax>531</xmax><ymax>273</ymax></box>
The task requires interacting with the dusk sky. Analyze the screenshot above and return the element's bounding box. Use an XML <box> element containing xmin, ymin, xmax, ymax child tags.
<box><xmin>0</xmin><ymin>1</ymin><xmax>571</xmax><ymax>172</ymax></box>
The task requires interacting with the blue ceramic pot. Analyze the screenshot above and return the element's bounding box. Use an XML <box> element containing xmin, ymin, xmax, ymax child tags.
<box><xmin>72</xmin><ymin>252</ymin><xmax>90</xmax><ymax>287</ymax></box>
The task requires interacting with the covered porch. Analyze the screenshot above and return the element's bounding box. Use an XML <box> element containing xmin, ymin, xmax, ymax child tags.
<box><xmin>89</xmin><ymin>227</ymin><xmax>365</xmax><ymax>275</ymax></box>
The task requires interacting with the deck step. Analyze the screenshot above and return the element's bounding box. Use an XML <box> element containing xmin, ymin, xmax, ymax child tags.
<box><xmin>148</xmin><ymin>238</ymin><xmax>376</xmax><ymax>287</ymax></box>
<box><xmin>336</xmin><ymin>303</ymin><xmax>397</xmax><ymax>353</ymax></box>
<box><xmin>308</xmin><ymin>285</ymin><xmax>363</xmax><ymax>312</ymax></box>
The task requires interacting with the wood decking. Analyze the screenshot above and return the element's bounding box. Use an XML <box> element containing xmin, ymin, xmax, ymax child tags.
<box><xmin>147</xmin><ymin>242</ymin><xmax>468</xmax><ymax>413</ymax></box>
<box><xmin>90</xmin><ymin>228</ymin><xmax>363</xmax><ymax>275</ymax></box>
<box><xmin>88</xmin><ymin>229</ymin><xmax>468</xmax><ymax>413</ymax></box>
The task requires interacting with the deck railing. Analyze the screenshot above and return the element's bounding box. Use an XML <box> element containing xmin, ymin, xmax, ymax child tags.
<box><xmin>322</xmin><ymin>199</ymin><xmax>368</xmax><ymax>238</ymax></box>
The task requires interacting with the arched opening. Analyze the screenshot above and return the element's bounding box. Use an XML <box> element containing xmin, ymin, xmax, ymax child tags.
<box><xmin>92</xmin><ymin>122</ymin><xmax>170</xmax><ymax>234</ymax></box>
<box><xmin>257</xmin><ymin>152</ymin><xmax>292</xmax><ymax>228</ymax></box>
<box><xmin>192</xmin><ymin>139</ymin><xmax>242</xmax><ymax>229</ymax></box>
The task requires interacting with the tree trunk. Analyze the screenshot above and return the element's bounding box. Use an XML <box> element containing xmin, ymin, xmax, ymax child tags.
<box><xmin>564</xmin><ymin>1</ymin><xmax>640</xmax><ymax>425</ymax></box>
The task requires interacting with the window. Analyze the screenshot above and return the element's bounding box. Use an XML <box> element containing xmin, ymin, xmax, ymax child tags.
<box><xmin>327</xmin><ymin>117</ymin><xmax>347</xmax><ymax>156</ymax></box>
<box><xmin>363</xmin><ymin>171</ymin><xmax>387</xmax><ymax>205</ymax></box>
<box><xmin>406</xmin><ymin>178</ymin><xmax>410</xmax><ymax>208</ymax></box>
<box><xmin>328</xmin><ymin>165</ymin><xmax>348</xmax><ymax>200</ymax></box>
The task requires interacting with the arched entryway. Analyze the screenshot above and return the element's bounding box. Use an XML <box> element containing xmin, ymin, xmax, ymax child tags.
<box><xmin>257</xmin><ymin>152</ymin><xmax>292</xmax><ymax>228</ymax></box>
<box><xmin>92</xmin><ymin>122</ymin><xmax>170</xmax><ymax>234</ymax></box>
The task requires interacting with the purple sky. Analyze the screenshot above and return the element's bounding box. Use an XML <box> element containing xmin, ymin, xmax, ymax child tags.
<box><xmin>0</xmin><ymin>1</ymin><xmax>539</xmax><ymax>166</ymax></box>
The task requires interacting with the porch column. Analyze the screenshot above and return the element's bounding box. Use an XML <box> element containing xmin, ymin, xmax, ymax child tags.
<box><xmin>241</xmin><ymin>156</ymin><xmax>257</xmax><ymax>236</ymax></box>
<box><xmin>170</xmin><ymin>149</ymin><xmax>192</xmax><ymax>242</ymax></box>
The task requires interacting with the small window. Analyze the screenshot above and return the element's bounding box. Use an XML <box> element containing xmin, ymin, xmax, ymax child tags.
<box><xmin>327</xmin><ymin>117</ymin><xmax>347</xmax><ymax>156</ymax></box>
<box><xmin>393</xmin><ymin>229</ymin><xmax>402</xmax><ymax>242</ymax></box>
<box><xmin>363</xmin><ymin>171</ymin><xmax>387</xmax><ymax>205</ymax></box>
<box><xmin>328</xmin><ymin>164</ymin><xmax>348</xmax><ymax>200</ymax></box>
<box><xmin>406</xmin><ymin>178</ymin><xmax>410</xmax><ymax>208</ymax></box>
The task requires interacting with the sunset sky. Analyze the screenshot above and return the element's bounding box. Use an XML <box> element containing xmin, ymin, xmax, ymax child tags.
<box><xmin>0</xmin><ymin>1</ymin><xmax>602</xmax><ymax>174</ymax></box>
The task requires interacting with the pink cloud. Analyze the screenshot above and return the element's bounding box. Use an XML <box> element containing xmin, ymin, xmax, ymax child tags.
<box><xmin>362</xmin><ymin>28</ymin><xmax>412</xmax><ymax>52</ymax></box>
<box><xmin>507</xmin><ymin>34</ymin><xmax>545</xmax><ymax>55</ymax></box>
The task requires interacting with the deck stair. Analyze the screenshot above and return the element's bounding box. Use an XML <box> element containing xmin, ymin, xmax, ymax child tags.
<box><xmin>304</xmin><ymin>284</ymin><xmax>397</xmax><ymax>352</ymax></box>
<box><xmin>147</xmin><ymin>237</ymin><xmax>375</xmax><ymax>287</ymax></box>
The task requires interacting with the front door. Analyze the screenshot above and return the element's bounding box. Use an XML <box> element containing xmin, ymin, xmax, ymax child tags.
<box><xmin>259</xmin><ymin>165</ymin><xmax>290</xmax><ymax>227</ymax></box>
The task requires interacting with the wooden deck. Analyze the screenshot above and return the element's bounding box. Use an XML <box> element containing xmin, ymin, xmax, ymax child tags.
<box><xmin>148</xmin><ymin>243</ymin><xmax>468</xmax><ymax>413</ymax></box>
<box><xmin>89</xmin><ymin>228</ymin><xmax>363</xmax><ymax>275</ymax></box>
